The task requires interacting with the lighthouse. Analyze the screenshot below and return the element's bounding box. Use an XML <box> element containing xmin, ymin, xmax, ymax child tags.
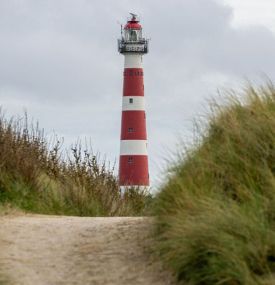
<box><xmin>118</xmin><ymin>13</ymin><xmax>149</xmax><ymax>191</ymax></box>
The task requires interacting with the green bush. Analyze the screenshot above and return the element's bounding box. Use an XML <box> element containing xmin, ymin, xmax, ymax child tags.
<box><xmin>153</xmin><ymin>83</ymin><xmax>275</xmax><ymax>284</ymax></box>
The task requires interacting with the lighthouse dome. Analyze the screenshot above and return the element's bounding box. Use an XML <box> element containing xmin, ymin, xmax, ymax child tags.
<box><xmin>124</xmin><ymin>13</ymin><xmax>142</xmax><ymax>30</ymax></box>
<box><xmin>124</xmin><ymin>21</ymin><xmax>142</xmax><ymax>30</ymax></box>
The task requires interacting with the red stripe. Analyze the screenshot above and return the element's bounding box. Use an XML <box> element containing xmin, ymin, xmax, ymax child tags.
<box><xmin>119</xmin><ymin>155</ymin><xmax>149</xmax><ymax>186</ymax></box>
<box><xmin>123</xmin><ymin>68</ymin><xmax>144</xmax><ymax>76</ymax></box>
<box><xmin>123</xmin><ymin>68</ymin><xmax>144</xmax><ymax>96</ymax></box>
<box><xmin>120</xmin><ymin>111</ymin><xmax>147</xmax><ymax>140</ymax></box>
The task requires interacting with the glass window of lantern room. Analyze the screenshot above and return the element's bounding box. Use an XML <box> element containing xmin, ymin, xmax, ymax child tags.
<box><xmin>137</xmin><ymin>29</ymin><xmax>142</xmax><ymax>40</ymax></box>
<box><xmin>124</xmin><ymin>29</ymin><xmax>130</xmax><ymax>41</ymax></box>
<box><xmin>129</xmin><ymin>30</ymin><xmax>137</xmax><ymax>41</ymax></box>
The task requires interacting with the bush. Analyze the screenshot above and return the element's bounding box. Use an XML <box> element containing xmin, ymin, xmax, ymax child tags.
<box><xmin>0</xmin><ymin>112</ymin><xmax>149</xmax><ymax>216</ymax></box>
<box><xmin>153</xmin><ymin>83</ymin><xmax>275</xmax><ymax>284</ymax></box>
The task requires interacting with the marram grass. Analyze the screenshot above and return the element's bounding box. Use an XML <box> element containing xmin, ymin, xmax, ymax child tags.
<box><xmin>153</xmin><ymin>83</ymin><xmax>275</xmax><ymax>284</ymax></box>
<box><xmin>0</xmin><ymin>113</ymin><xmax>150</xmax><ymax>217</ymax></box>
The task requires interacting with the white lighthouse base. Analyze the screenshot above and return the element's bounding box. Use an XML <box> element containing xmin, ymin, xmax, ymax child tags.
<box><xmin>120</xmin><ymin>185</ymin><xmax>149</xmax><ymax>196</ymax></box>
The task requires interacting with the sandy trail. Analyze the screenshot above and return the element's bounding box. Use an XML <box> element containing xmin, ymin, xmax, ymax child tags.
<box><xmin>0</xmin><ymin>215</ymin><xmax>175</xmax><ymax>285</ymax></box>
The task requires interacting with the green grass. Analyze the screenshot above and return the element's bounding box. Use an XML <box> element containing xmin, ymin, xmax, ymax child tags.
<box><xmin>153</xmin><ymin>83</ymin><xmax>275</xmax><ymax>284</ymax></box>
<box><xmin>0</xmin><ymin>113</ymin><xmax>150</xmax><ymax>216</ymax></box>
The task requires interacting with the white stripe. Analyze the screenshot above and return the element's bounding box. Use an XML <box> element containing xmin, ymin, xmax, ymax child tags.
<box><xmin>122</xmin><ymin>96</ymin><xmax>145</xmax><ymax>111</ymax></box>
<box><xmin>120</xmin><ymin>140</ymin><xmax>148</xmax><ymax>155</ymax></box>
<box><xmin>124</xmin><ymin>54</ymin><xmax>143</xmax><ymax>68</ymax></box>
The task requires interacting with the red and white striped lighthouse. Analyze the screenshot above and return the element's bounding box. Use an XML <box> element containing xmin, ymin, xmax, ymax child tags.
<box><xmin>118</xmin><ymin>13</ymin><xmax>149</xmax><ymax>191</ymax></box>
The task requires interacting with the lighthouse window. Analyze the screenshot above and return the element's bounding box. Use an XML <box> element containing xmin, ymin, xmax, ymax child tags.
<box><xmin>128</xmin><ymin>157</ymin><xmax>133</xmax><ymax>164</ymax></box>
<box><xmin>129</xmin><ymin>98</ymin><xmax>133</xmax><ymax>104</ymax></box>
<box><xmin>128</xmin><ymin>127</ymin><xmax>134</xmax><ymax>133</ymax></box>
<box><xmin>129</xmin><ymin>30</ymin><xmax>137</xmax><ymax>41</ymax></box>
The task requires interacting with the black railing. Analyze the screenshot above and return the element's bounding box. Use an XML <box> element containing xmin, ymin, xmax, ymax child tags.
<box><xmin>118</xmin><ymin>39</ymin><xmax>149</xmax><ymax>54</ymax></box>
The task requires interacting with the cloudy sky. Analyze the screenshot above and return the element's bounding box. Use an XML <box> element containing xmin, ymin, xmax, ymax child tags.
<box><xmin>1</xmin><ymin>0</ymin><xmax>275</xmax><ymax>190</ymax></box>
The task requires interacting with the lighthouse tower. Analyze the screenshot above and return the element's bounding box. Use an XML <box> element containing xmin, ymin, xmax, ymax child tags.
<box><xmin>118</xmin><ymin>13</ymin><xmax>149</xmax><ymax>191</ymax></box>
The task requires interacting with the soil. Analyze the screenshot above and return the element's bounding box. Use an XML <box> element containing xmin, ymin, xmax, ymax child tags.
<box><xmin>0</xmin><ymin>215</ymin><xmax>176</xmax><ymax>285</ymax></box>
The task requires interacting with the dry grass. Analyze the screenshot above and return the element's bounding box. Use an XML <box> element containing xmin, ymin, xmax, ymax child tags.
<box><xmin>0</xmin><ymin>112</ymin><xmax>150</xmax><ymax>216</ymax></box>
<box><xmin>153</xmin><ymin>83</ymin><xmax>275</xmax><ymax>284</ymax></box>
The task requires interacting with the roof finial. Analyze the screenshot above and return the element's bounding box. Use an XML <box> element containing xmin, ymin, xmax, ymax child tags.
<box><xmin>129</xmin><ymin>13</ymin><xmax>138</xmax><ymax>21</ymax></box>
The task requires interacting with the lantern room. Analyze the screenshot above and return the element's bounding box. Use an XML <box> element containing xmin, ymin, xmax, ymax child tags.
<box><xmin>118</xmin><ymin>13</ymin><xmax>149</xmax><ymax>54</ymax></box>
<box><xmin>124</xmin><ymin>14</ymin><xmax>142</xmax><ymax>42</ymax></box>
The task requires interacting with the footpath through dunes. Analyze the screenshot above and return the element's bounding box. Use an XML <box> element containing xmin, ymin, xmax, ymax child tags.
<box><xmin>0</xmin><ymin>215</ymin><xmax>176</xmax><ymax>285</ymax></box>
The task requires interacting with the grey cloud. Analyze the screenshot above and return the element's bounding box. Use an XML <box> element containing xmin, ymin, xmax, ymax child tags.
<box><xmin>0</xmin><ymin>0</ymin><xmax>275</xmax><ymax>188</ymax></box>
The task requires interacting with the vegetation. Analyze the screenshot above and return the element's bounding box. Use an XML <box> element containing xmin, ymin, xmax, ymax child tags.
<box><xmin>153</xmin><ymin>83</ymin><xmax>275</xmax><ymax>284</ymax></box>
<box><xmin>0</xmin><ymin>113</ymin><xmax>149</xmax><ymax>216</ymax></box>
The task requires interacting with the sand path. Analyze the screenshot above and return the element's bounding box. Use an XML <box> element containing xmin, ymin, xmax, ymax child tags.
<box><xmin>0</xmin><ymin>215</ymin><xmax>175</xmax><ymax>285</ymax></box>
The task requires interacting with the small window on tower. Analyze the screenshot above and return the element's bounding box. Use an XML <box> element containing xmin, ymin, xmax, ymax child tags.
<box><xmin>129</xmin><ymin>98</ymin><xmax>133</xmax><ymax>104</ymax></box>
<box><xmin>128</xmin><ymin>127</ymin><xmax>134</xmax><ymax>133</ymax></box>
<box><xmin>128</xmin><ymin>157</ymin><xmax>133</xmax><ymax>164</ymax></box>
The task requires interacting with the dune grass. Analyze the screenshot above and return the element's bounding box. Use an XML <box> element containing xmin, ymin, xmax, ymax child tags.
<box><xmin>153</xmin><ymin>83</ymin><xmax>275</xmax><ymax>284</ymax></box>
<box><xmin>0</xmin><ymin>113</ymin><xmax>150</xmax><ymax>217</ymax></box>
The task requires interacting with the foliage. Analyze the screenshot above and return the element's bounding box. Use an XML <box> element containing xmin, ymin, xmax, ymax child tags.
<box><xmin>0</xmin><ymin>113</ymin><xmax>149</xmax><ymax>216</ymax></box>
<box><xmin>153</xmin><ymin>83</ymin><xmax>275</xmax><ymax>284</ymax></box>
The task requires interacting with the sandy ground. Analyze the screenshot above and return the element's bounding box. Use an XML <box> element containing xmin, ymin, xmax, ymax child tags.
<box><xmin>0</xmin><ymin>215</ymin><xmax>175</xmax><ymax>285</ymax></box>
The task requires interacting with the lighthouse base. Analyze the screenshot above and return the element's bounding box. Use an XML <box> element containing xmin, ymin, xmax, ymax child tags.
<box><xmin>120</xmin><ymin>185</ymin><xmax>149</xmax><ymax>196</ymax></box>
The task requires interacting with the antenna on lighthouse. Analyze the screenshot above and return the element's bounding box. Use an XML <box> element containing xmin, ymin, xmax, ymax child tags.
<box><xmin>116</xmin><ymin>20</ymin><xmax>123</xmax><ymax>38</ymax></box>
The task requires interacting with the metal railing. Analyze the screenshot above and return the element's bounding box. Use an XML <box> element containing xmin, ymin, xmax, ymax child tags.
<box><xmin>118</xmin><ymin>39</ymin><xmax>149</xmax><ymax>54</ymax></box>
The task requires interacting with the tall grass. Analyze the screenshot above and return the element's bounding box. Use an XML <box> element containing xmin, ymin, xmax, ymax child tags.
<box><xmin>153</xmin><ymin>83</ymin><xmax>275</xmax><ymax>284</ymax></box>
<box><xmin>0</xmin><ymin>112</ymin><xmax>149</xmax><ymax>216</ymax></box>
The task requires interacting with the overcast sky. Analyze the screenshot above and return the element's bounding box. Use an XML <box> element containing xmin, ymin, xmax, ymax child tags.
<box><xmin>1</xmin><ymin>0</ymin><xmax>275</xmax><ymax>190</ymax></box>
